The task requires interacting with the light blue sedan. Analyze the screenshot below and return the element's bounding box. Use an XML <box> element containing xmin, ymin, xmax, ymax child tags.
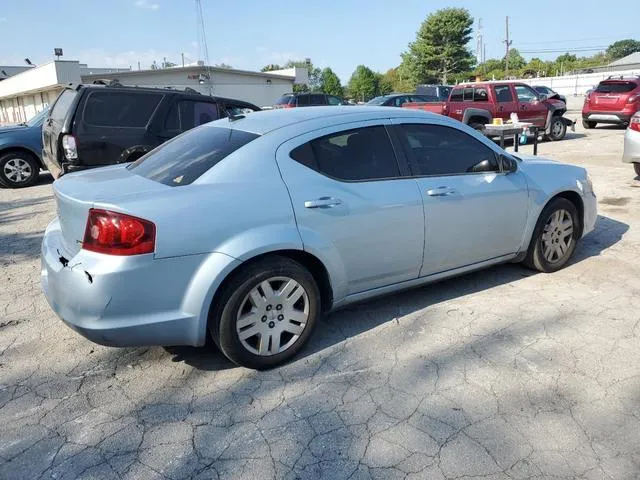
<box><xmin>41</xmin><ymin>107</ymin><xmax>597</xmax><ymax>369</ymax></box>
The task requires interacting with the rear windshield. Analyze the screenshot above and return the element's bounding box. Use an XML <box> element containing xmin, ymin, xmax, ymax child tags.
<box><xmin>128</xmin><ymin>126</ymin><xmax>259</xmax><ymax>186</ymax></box>
<box><xmin>437</xmin><ymin>86</ymin><xmax>452</xmax><ymax>99</ymax></box>
<box><xmin>595</xmin><ymin>82</ymin><xmax>637</xmax><ymax>94</ymax></box>
<box><xmin>51</xmin><ymin>89</ymin><xmax>77</xmax><ymax>122</ymax></box>
<box><xmin>84</xmin><ymin>91</ymin><xmax>163</xmax><ymax>127</ymax></box>
<box><xmin>275</xmin><ymin>95</ymin><xmax>294</xmax><ymax>105</ymax></box>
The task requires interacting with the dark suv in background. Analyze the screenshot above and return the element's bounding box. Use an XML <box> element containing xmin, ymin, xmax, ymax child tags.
<box><xmin>273</xmin><ymin>93</ymin><xmax>345</xmax><ymax>108</ymax></box>
<box><xmin>42</xmin><ymin>85</ymin><xmax>260</xmax><ymax>178</ymax></box>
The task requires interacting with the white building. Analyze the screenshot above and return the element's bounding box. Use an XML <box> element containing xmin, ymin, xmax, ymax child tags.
<box><xmin>0</xmin><ymin>60</ymin><xmax>307</xmax><ymax>124</ymax></box>
<box><xmin>80</xmin><ymin>65</ymin><xmax>307</xmax><ymax>108</ymax></box>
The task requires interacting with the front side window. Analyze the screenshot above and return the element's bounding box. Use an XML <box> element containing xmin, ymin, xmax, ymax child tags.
<box><xmin>290</xmin><ymin>125</ymin><xmax>400</xmax><ymax>181</ymax></box>
<box><xmin>84</xmin><ymin>91</ymin><xmax>163</xmax><ymax>127</ymax></box>
<box><xmin>164</xmin><ymin>101</ymin><xmax>219</xmax><ymax>132</ymax></box>
<box><xmin>129</xmin><ymin>126</ymin><xmax>259</xmax><ymax>186</ymax></box>
<box><xmin>398</xmin><ymin>123</ymin><xmax>499</xmax><ymax>176</ymax></box>
<box><xmin>514</xmin><ymin>85</ymin><xmax>539</xmax><ymax>103</ymax></box>
<box><xmin>494</xmin><ymin>85</ymin><xmax>514</xmax><ymax>103</ymax></box>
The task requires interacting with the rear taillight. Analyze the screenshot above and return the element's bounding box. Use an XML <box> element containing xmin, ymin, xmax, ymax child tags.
<box><xmin>83</xmin><ymin>209</ymin><xmax>155</xmax><ymax>255</ymax></box>
<box><xmin>284</xmin><ymin>103</ymin><xmax>294</xmax><ymax>108</ymax></box>
<box><xmin>626</xmin><ymin>94</ymin><xmax>640</xmax><ymax>104</ymax></box>
<box><xmin>62</xmin><ymin>134</ymin><xmax>78</xmax><ymax>160</ymax></box>
<box><xmin>630</xmin><ymin>116</ymin><xmax>640</xmax><ymax>132</ymax></box>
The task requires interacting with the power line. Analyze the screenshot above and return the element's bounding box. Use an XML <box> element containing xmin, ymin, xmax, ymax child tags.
<box><xmin>519</xmin><ymin>46</ymin><xmax>608</xmax><ymax>54</ymax></box>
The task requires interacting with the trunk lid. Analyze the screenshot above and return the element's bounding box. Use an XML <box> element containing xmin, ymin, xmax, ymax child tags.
<box><xmin>53</xmin><ymin>165</ymin><xmax>168</xmax><ymax>257</ymax></box>
<box><xmin>589</xmin><ymin>81</ymin><xmax>637</xmax><ymax>111</ymax></box>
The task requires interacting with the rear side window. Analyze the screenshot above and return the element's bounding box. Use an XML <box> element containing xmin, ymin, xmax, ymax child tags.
<box><xmin>450</xmin><ymin>89</ymin><xmax>463</xmax><ymax>102</ymax></box>
<box><xmin>128</xmin><ymin>126</ymin><xmax>259</xmax><ymax>186</ymax></box>
<box><xmin>595</xmin><ymin>82</ymin><xmax>637</xmax><ymax>93</ymax></box>
<box><xmin>290</xmin><ymin>126</ymin><xmax>400</xmax><ymax>181</ymax></box>
<box><xmin>83</xmin><ymin>91</ymin><xmax>162</xmax><ymax>127</ymax></box>
<box><xmin>494</xmin><ymin>85</ymin><xmax>514</xmax><ymax>102</ymax></box>
<box><xmin>297</xmin><ymin>95</ymin><xmax>310</xmax><ymax>106</ymax></box>
<box><xmin>309</xmin><ymin>94</ymin><xmax>326</xmax><ymax>105</ymax></box>
<box><xmin>51</xmin><ymin>89</ymin><xmax>77</xmax><ymax>122</ymax></box>
<box><xmin>473</xmin><ymin>87</ymin><xmax>489</xmax><ymax>102</ymax></box>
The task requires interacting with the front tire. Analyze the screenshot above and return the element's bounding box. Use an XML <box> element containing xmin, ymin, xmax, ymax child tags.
<box><xmin>634</xmin><ymin>163</ymin><xmax>640</xmax><ymax>177</ymax></box>
<box><xmin>582</xmin><ymin>119</ymin><xmax>596</xmax><ymax>129</ymax></box>
<box><xmin>524</xmin><ymin>198</ymin><xmax>580</xmax><ymax>273</ymax></box>
<box><xmin>547</xmin><ymin>117</ymin><xmax>567</xmax><ymax>141</ymax></box>
<box><xmin>0</xmin><ymin>152</ymin><xmax>40</xmax><ymax>188</ymax></box>
<box><xmin>209</xmin><ymin>256</ymin><xmax>320</xmax><ymax>369</ymax></box>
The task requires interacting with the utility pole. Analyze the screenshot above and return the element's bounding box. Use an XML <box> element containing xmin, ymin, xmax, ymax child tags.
<box><xmin>476</xmin><ymin>18</ymin><xmax>484</xmax><ymax>67</ymax></box>
<box><xmin>181</xmin><ymin>53</ymin><xmax>185</xmax><ymax>67</ymax></box>
<box><xmin>503</xmin><ymin>16</ymin><xmax>513</xmax><ymax>76</ymax></box>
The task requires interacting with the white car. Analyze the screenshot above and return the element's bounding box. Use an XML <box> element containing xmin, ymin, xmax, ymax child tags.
<box><xmin>622</xmin><ymin>111</ymin><xmax>640</xmax><ymax>177</ymax></box>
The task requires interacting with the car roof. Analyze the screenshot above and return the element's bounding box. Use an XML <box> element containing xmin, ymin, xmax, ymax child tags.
<box><xmin>211</xmin><ymin>105</ymin><xmax>445</xmax><ymax>135</ymax></box>
<box><xmin>76</xmin><ymin>84</ymin><xmax>259</xmax><ymax>107</ymax></box>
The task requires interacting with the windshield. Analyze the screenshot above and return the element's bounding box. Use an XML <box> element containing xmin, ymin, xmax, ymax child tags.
<box><xmin>128</xmin><ymin>125</ymin><xmax>259</xmax><ymax>186</ymax></box>
<box><xmin>366</xmin><ymin>96</ymin><xmax>390</xmax><ymax>105</ymax></box>
<box><xmin>25</xmin><ymin>108</ymin><xmax>50</xmax><ymax>127</ymax></box>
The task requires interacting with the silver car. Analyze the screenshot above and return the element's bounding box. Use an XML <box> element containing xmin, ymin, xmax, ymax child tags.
<box><xmin>622</xmin><ymin>111</ymin><xmax>640</xmax><ymax>177</ymax></box>
<box><xmin>41</xmin><ymin>107</ymin><xmax>597</xmax><ymax>369</ymax></box>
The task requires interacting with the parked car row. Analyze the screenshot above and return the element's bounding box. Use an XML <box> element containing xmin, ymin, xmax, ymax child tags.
<box><xmin>402</xmin><ymin>81</ymin><xmax>573</xmax><ymax>141</ymax></box>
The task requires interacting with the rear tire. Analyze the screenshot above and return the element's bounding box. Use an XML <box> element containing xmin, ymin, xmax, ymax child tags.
<box><xmin>634</xmin><ymin>163</ymin><xmax>640</xmax><ymax>177</ymax></box>
<box><xmin>524</xmin><ymin>197</ymin><xmax>580</xmax><ymax>273</ymax></box>
<box><xmin>209</xmin><ymin>256</ymin><xmax>320</xmax><ymax>370</ymax></box>
<box><xmin>469</xmin><ymin>122</ymin><xmax>486</xmax><ymax>133</ymax></box>
<box><xmin>582</xmin><ymin>119</ymin><xmax>596</xmax><ymax>129</ymax></box>
<box><xmin>0</xmin><ymin>152</ymin><xmax>40</xmax><ymax>188</ymax></box>
<box><xmin>547</xmin><ymin>117</ymin><xmax>567</xmax><ymax>141</ymax></box>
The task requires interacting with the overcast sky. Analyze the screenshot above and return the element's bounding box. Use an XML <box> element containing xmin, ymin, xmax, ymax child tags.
<box><xmin>0</xmin><ymin>0</ymin><xmax>637</xmax><ymax>83</ymax></box>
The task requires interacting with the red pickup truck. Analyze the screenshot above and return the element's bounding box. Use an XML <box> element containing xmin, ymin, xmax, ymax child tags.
<box><xmin>403</xmin><ymin>81</ymin><xmax>573</xmax><ymax>141</ymax></box>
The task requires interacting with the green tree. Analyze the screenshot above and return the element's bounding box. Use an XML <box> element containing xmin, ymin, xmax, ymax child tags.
<box><xmin>606</xmin><ymin>39</ymin><xmax>640</xmax><ymax>60</ymax></box>
<box><xmin>320</xmin><ymin>67</ymin><xmax>343</xmax><ymax>97</ymax></box>
<box><xmin>401</xmin><ymin>8</ymin><xmax>475</xmax><ymax>85</ymax></box>
<box><xmin>261</xmin><ymin>64</ymin><xmax>282</xmax><ymax>72</ymax></box>
<box><xmin>506</xmin><ymin>48</ymin><xmax>525</xmax><ymax>72</ymax></box>
<box><xmin>376</xmin><ymin>72</ymin><xmax>393</xmax><ymax>95</ymax></box>
<box><xmin>348</xmin><ymin>65</ymin><xmax>379</xmax><ymax>102</ymax></box>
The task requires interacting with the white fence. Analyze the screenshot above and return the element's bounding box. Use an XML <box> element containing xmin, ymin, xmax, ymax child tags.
<box><xmin>507</xmin><ymin>68</ymin><xmax>640</xmax><ymax>97</ymax></box>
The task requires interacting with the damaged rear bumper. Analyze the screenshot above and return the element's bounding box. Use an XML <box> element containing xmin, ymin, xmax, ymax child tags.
<box><xmin>40</xmin><ymin>218</ymin><xmax>209</xmax><ymax>347</ymax></box>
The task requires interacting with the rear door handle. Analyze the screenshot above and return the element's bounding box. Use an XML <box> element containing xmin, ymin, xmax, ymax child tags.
<box><xmin>304</xmin><ymin>197</ymin><xmax>342</xmax><ymax>208</ymax></box>
<box><xmin>426</xmin><ymin>187</ymin><xmax>457</xmax><ymax>197</ymax></box>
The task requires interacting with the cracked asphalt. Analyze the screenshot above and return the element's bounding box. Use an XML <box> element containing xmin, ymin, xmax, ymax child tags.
<box><xmin>1</xmin><ymin>122</ymin><xmax>639</xmax><ymax>479</ymax></box>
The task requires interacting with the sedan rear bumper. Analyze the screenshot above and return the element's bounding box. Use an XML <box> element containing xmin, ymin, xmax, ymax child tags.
<box><xmin>40</xmin><ymin>218</ymin><xmax>234</xmax><ymax>347</ymax></box>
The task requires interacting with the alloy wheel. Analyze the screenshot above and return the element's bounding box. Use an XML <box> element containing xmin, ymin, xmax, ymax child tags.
<box><xmin>541</xmin><ymin>209</ymin><xmax>574</xmax><ymax>263</ymax></box>
<box><xmin>236</xmin><ymin>276</ymin><xmax>309</xmax><ymax>356</ymax></box>
<box><xmin>3</xmin><ymin>158</ymin><xmax>32</xmax><ymax>184</ymax></box>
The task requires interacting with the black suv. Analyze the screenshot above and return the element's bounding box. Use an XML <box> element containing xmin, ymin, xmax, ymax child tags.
<box><xmin>273</xmin><ymin>93</ymin><xmax>345</xmax><ymax>108</ymax></box>
<box><xmin>42</xmin><ymin>85</ymin><xmax>260</xmax><ymax>178</ymax></box>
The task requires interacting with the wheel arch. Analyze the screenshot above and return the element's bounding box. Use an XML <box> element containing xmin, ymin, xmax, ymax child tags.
<box><xmin>462</xmin><ymin>108</ymin><xmax>492</xmax><ymax>125</ymax></box>
<box><xmin>0</xmin><ymin>146</ymin><xmax>43</xmax><ymax>167</ymax></box>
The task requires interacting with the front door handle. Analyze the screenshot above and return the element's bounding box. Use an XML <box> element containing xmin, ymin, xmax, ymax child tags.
<box><xmin>426</xmin><ymin>187</ymin><xmax>457</xmax><ymax>197</ymax></box>
<box><xmin>304</xmin><ymin>197</ymin><xmax>342</xmax><ymax>208</ymax></box>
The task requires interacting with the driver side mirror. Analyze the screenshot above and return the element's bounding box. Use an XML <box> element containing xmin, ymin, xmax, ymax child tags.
<box><xmin>500</xmin><ymin>154</ymin><xmax>518</xmax><ymax>173</ymax></box>
<box><xmin>538</xmin><ymin>93</ymin><xmax>548</xmax><ymax>102</ymax></box>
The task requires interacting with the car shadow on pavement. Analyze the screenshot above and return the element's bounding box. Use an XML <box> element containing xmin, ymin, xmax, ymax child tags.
<box><xmin>169</xmin><ymin>214</ymin><xmax>628</xmax><ymax>371</ymax></box>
